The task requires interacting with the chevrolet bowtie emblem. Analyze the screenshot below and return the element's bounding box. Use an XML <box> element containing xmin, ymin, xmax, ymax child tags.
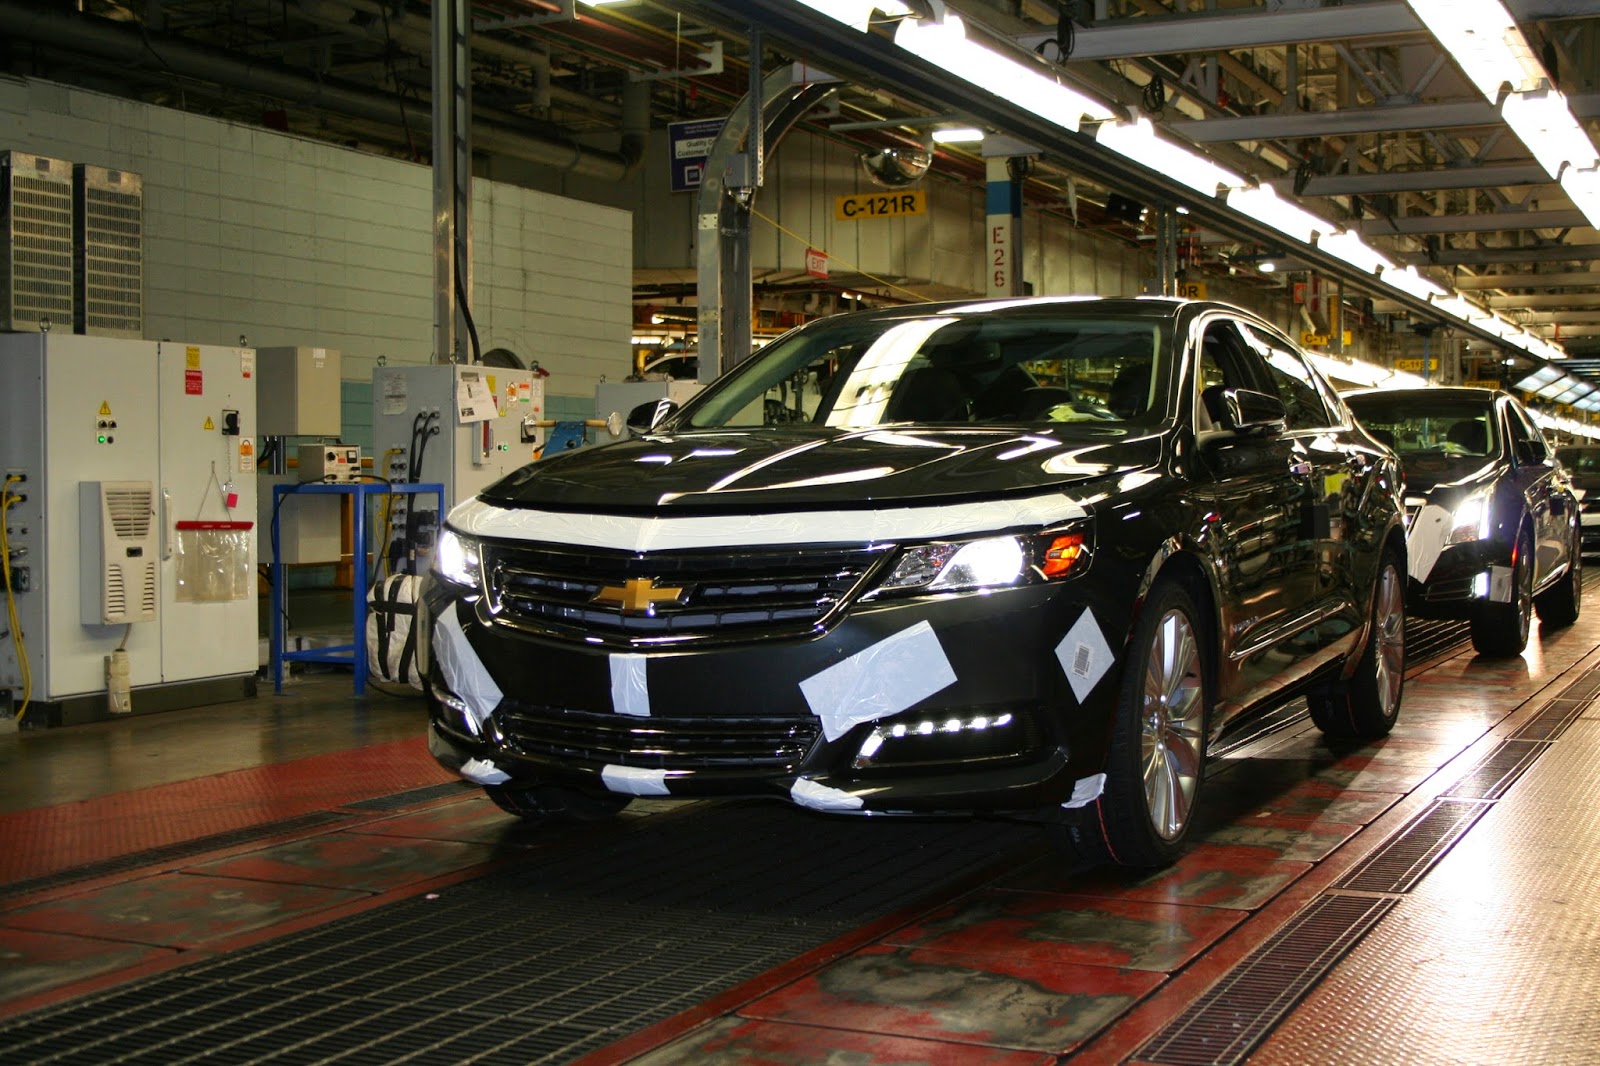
<box><xmin>592</xmin><ymin>577</ymin><xmax>685</xmax><ymax>614</ymax></box>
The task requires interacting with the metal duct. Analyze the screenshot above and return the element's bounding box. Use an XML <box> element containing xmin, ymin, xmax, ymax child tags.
<box><xmin>0</xmin><ymin>1</ymin><xmax>635</xmax><ymax>182</ymax></box>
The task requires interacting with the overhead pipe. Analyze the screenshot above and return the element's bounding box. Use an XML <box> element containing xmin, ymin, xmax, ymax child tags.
<box><xmin>0</xmin><ymin>0</ymin><xmax>637</xmax><ymax>181</ymax></box>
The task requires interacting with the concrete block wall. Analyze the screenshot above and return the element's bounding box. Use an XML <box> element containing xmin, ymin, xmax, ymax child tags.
<box><xmin>2</xmin><ymin>76</ymin><xmax>633</xmax><ymax>415</ymax></box>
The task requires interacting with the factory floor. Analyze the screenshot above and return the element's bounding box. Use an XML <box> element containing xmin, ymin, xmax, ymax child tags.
<box><xmin>3</xmin><ymin>596</ymin><xmax>1600</xmax><ymax>1065</ymax></box>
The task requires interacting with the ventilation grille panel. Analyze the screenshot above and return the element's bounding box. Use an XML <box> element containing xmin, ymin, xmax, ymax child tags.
<box><xmin>1</xmin><ymin>152</ymin><xmax>75</xmax><ymax>332</ymax></box>
<box><xmin>75</xmin><ymin>165</ymin><xmax>142</xmax><ymax>337</ymax></box>
<box><xmin>105</xmin><ymin>487</ymin><xmax>154</xmax><ymax>540</ymax></box>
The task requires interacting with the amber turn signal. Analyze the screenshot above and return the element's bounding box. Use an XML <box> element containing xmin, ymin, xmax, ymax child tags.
<box><xmin>1041</xmin><ymin>533</ymin><xmax>1087</xmax><ymax>578</ymax></box>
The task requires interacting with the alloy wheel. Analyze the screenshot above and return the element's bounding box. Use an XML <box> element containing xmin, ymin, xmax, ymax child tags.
<box><xmin>1372</xmin><ymin>563</ymin><xmax>1405</xmax><ymax>716</ymax></box>
<box><xmin>1140</xmin><ymin>609</ymin><xmax>1204</xmax><ymax>841</ymax></box>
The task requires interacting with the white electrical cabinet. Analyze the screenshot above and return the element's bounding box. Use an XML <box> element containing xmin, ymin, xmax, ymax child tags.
<box><xmin>0</xmin><ymin>334</ymin><xmax>258</xmax><ymax>709</ymax></box>
<box><xmin>371</xmin><ymin>364</ymin><xmax>544</xmax><ymax>566</ymax></box>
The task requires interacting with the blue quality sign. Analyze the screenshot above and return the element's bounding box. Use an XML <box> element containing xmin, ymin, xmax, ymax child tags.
<box><xmin>668</xmin><ymin>118</ymin><xmax>726</xmax><ymax>192</ymax></box>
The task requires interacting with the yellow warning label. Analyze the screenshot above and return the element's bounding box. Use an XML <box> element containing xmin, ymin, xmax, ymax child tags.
<box><xmin>186</xmin><ymin>346</ymin><xmax>201</xmax><ymax>369</ymax></box>
<box><xmin>203</xmin><ymin>416</ymin><xmax>215</xmax><ymax>431</ymax></box>
<box><xmin>487</xmin><ymin>374</ymin><xmax>498</xmax><ymax>396</ymax></box>
<box><xmin>99</xmin><ymin>400</ymin><xmax>112</xmax><ymax>416</ymax></box>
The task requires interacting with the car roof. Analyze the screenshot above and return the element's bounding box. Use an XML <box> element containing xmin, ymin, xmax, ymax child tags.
<box><xmin>836</xmin><ymin>294</ymin><xmax>1254</xmax><ymax>323</ymax></box>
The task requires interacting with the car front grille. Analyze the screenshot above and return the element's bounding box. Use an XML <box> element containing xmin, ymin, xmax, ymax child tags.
<box><xmin>483</xmin><ymin>541</ymin><xmax>891</xmax><ymax>646</ymax></box>
<box><xmin>495</xmin><ymin>701</ymin><xmax>820</xmax><ymax>772</ymax></box>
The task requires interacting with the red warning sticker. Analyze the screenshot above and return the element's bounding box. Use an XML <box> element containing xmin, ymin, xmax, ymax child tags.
<box><xmin>184</xmin><ymin>369</ymin><xmax>203</xmax><ymax>395</ymax></box>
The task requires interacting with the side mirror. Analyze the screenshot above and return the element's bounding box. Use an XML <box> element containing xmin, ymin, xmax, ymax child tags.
<box><xmin>626</xmin><ymin>399</ymin><xmax>678</xmax><ymax>436</ymax></box>
<box><xmin>1203</xmin><ymin>386</ymin><xmax>1287</xmax><ymax>436</ymax></box>
<box><xmin>1516</xmin><ymin>438</ymin><xmax>1550</xmax><ymax>466</ymax></box>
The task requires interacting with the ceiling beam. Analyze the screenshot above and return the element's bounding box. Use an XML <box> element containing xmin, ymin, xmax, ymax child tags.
<box><xmin>1172</xmin><ymin>100</ymin><xmax>1499</xmax><ymax>143</ymax></box>
<box><xmin>1355</xmin><ymin>209</ymin><xmax>1590</xmax><ymax>235</ymax></box>
<box><xmin>1455</xmin><ymin>271</ymin><xmax>1600</xmax><ymax>289</ymax></box>
<box><xmin>1484</xmin><ymin>293</ymin><xmax>1600</xmax><ymax>309</ymax></box>
<box><xmin>1529</xmin><ymin>312</ymin><xmax>1600</xmax><ymax>323</ymax></box>
<box><xmin>1507</xmin><ymin>0</ymin><xmax>1600</xmax><ymax>19</ymax></box>
<box><xmin>1397</xmin><ymin>243</ymin><xmax>1600</xmax><ymax>265</ymax></box>
<box><xmin>1284</xmin><ymin>164</ymin><xmax>1552</xmax><ymax>195</ymax></box>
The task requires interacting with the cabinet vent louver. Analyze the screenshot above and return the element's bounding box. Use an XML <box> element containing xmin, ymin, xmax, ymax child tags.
<box><xmin>80</xmin><ymin>480</ymin><xmax>159</xmax><ymax>625</ymax></box>
<box><xmin>74</xmin><ymin>165</ymin><xmax>142</xmax><ymax>338</ymax></box>
<box><xmin>1</xmin><ymin>152</ymin><xmax>75</xmax><ymax>332</ymax></box>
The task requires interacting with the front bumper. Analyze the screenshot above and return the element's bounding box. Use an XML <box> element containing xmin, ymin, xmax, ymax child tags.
<box><xmin>1407</xmin><ymin>538</ymin><xmax>1513</xmax><ymax>619</ymax></box>
<box><xmin>420</xmin><ymin>575</ymin><xmax>1132</xmax><ymax>816</ymax></box>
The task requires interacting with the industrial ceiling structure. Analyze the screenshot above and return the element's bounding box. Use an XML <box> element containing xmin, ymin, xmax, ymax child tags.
<box><xmin>4</xmin><ymin>0</ymin><xmax>1599</xmax><ymax>382</ymax></box>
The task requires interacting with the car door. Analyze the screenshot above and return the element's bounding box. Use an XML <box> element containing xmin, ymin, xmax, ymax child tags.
<box><xmin>1186</xmin><ymin>316</ymin><xmax>1320</xmax><ymax>726</ymax></box>
<box><xmin>1505</xmin><ymin>399</ymin><xmax>1565</xmax><ymax>583</ymax></box>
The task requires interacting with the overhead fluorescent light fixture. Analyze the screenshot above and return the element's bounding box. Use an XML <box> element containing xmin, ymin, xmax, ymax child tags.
<box><xmin>1221</xmin><ymin>185</ymin><xmax>1332</xmax><ymax>246</ymax></box>
<box><xmin>1560</xmin><ymin>164</ymin><xmax>1600</xmax><ymax>229</ymax></box>
<box><xmin>931</xmin><ymin>127</ymin><xmax>985</xmax><ymax>144</ymax></box>
<box><xmin>792</xmin><ymin>0</ymin><xmax>912</xmax><ymax>31</ymax></box>
<box><xmin>1318</xmin><ymin>231</ymin><xmax>1396</xmax><ymax>276</ymax></box>
<box><xmin>1516</xmin><ymin>366</ymin><xmax>1564</xmax><ymax>391</ymax></box>
<box><xmin>895</xmin><ymin>14</ymin><xmax>1115</xmax><ymax>133</ymax></box>
<box><xmin>1093</xmin><ymin>117</ymin><xmax>1245</xmax><ymax>196</ymax></box>
<box><xmin>1431</xmin><ymin>293</ymin><xmax>1492</xmax><ymax>322</ymax></box>
<box><xmin>1537</xmin><ymin>375</ymin><xmax>1582</xmax><ymax>400</ymax></box>
<box><xmin>1501</xmin><ymin>89</ymin><xmax>1600</xmax><ymax>179</ymax></box>
<box><xmin>1382</xmin><ymin>265</ymin><xmax>1448</xmax><ymax>302</ymax></box>
<box><xmin>1403</xmin><ymin>0</ymin><xmax>1545</xmax><ymax>99</ymax></box>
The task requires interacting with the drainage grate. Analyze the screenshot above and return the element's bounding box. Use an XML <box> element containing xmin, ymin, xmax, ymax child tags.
<box><xmin>1402</xmin><ymin>618</ymin><xmax>1470</xmax><ymax>668</ymax></box>
<box><xmin>1442</xmin><ymin>738</ymin><xmax>1549</xmax><ymax>800</ymax></box>
<box><xmin>341</xmin><ymin>780</ymin><xmax>474</xmax><ymax>812</ymax></box>
<box><xmin>0</xmin><ymin>811</ymin><xmax>347</xmax><ymax>902</ymax></box>
<box><xmin>0</xmin><ymin>801</ymin><xmax>1035</xmax><ymax>1065</ymax></box>
<box><xmin>1512</xmin><ymin>698</ymin><xmax>1589</xmax><ymax>743</ymax></box>
<box><xmin>1134</xmin><ymin>894</ymin><xmax>1397</xmax><ymax>1066</ymax></box>
<box><xmin>1335</xmin><ymin>798</ymin><xmax>1487</xmax><ymax>894</ymax></box>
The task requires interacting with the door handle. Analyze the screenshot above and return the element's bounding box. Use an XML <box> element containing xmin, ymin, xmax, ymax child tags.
<box><xmin>161</xmin><ymin>488</ymin><xmax>173</xmax><ymax>560</ymax></box>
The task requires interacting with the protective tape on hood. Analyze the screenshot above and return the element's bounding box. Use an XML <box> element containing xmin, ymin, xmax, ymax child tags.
<box><xmin>448</xmin><ymin>494</ymin><xmax>1087</xmax><ymax>552</ymax></box>
<box><xmin>433</xmin><ymin>606</ymin><xmax>503</xmax><ymax>728</ymax></box>
<box><xmin>799</xmin><ymin>620</ymin><xmax>957</xmax><ymax>743</ymax></box>
<box><xmin>1055</xmin><ymin>608</ymin><xmax>1114</xmax><ymax>703</ymax></box>
<box><xmin>1407</xmin><ymin>503</ymin><xmax>1452</xmax><ymax>583</ymax></box>
<box><xmin>601</xmin><ymin>764</ymin><xmax>671</xmax><ymax>796</ymax></box>
<box><xmin>458</xmin><ymin>757</ymin><xmax>510</xmax><ymax>786</ymax></box>
<box><xmin>791</xmin><ymin>778</ymin><xmax>864</xmax><ymax>811</ymax></box>
<box><xmin>610</xmin><ymin>654</ymin><xmax>649</xmax><ymax>717</ymax></box>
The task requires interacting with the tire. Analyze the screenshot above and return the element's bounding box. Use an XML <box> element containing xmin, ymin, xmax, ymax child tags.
<box><xmin>1535</xmin><ymin>526</ymin><xmax>1582</xmax><ymax>629</ymax></box>
<box><xmin>1309</xmin><ymin>548</ymin><xmax>1405</xmax><ymax>740</ymax></box>
<box><xmin>484</xmin><ymin>783</ymin><xmax>632</xmax><ymax>821</ymax></box>
<box><xmin>1064</xmin><ymin>581</ymin><xmax>1209</xmax><ymax>869</ymax></box>
<box><xmin>1471</xmin><ymin>527</ymin><xmax>1534</xmax><ymax>657</ymax></box>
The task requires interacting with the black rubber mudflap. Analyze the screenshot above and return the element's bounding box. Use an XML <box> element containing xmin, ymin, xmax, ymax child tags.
<box><xmin>1</xmin><ymin>802</ymin><xmax>1036</xmax><ymax>1065</ymax></box>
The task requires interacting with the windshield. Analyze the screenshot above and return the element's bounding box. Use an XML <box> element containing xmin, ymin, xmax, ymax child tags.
<box><xmin>1345</xmin><ymin>393</ymin><xmax>1497</xmax><ymax>458</ymax></box>
<box><xmin>679</xmin><ymin>310</ymin><xmax>1171</xmax><ymax>430</ymax></box>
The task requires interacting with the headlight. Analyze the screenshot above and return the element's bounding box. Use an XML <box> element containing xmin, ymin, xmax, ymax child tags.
<box><xmin>434</xmin><ymin>528</ymin><xmax>481</xmax><ymax>588</ymax></box>
<box><xmin>881</xmin><ymin>535</ymin><xmax>1027</xmax><ymax>593</ymax></box>
<box><xmin>1446</xmin><ymin>492</ymin><xmax>1491</xmax><ymax>545</ymax></box>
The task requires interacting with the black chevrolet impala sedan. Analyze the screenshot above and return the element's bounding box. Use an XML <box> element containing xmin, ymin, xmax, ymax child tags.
<box><xmin>420</xmin><ymin>297</ymin><xmax>1407</xmax><ymax>867</ymax></box>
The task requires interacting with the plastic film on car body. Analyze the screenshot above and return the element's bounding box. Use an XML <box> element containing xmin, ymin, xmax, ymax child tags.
<box><xmin>457</xmin><ymin>758</ymin><xmax>510</xmax><ymax>785</ymax></box>
<box><xmin>791</xmin><ymin>777</ymin><xmax>864</xmax><ymax>811</ymax></box>
<box><xmin>610</xmin><ymin>654</ymin><xmax>649</xmax><ymax>717</ymax></box>
<box><xmin>447</xmin><ymin>495</ymin><xmax>1088</xmax><ymax>552</ymax></box>
<box><xmin>1061</xmin><ymin>772</ymin><xmax>1106</xmax><ymax>809</ymax></box>
<box><xmin>601</xmin><ymin>765</ymin><xmax>671</xmax><ymax>796</ymax></box>
<box><xmin>798</xmin><ymin>620</ymin><xmax>957</xmax><ymax>743</ymax></box>
<box><xmin>1054</xmin><ymin>608</ymin><xmax>1115</xmax><ymax>703</ymax></box>
<box><xmin>433</xmin><ymin>606</ymin><xmax>504</xmax><ymax>729</ymax></box>
<box><xmin>1408</xmin><ymin>503</ymin><xmax>1453</xmax><ymax>582</ymax></box>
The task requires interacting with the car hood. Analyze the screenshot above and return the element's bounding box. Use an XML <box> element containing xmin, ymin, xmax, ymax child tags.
<box><xmin>1400</xmin><ymin>455</ymin><xmax>1501</xmax><ymax>500</ymax></box>
<box><xmin>480</xmin><ymin>427</ymin><xmax>1161</xmax><ymax>514</ymax></box>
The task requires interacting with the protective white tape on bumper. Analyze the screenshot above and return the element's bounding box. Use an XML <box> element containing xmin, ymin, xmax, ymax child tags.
<box><xmin>601</xmin><ymin>764</ymin><xmax>671</xmax><ymax>796</ymax></box>
<box><xmin>610</xmin><ymin>654</ymin><xmax>650</xmax><ymax>717</ymax></box>
<box><xmin>1407</xmin><ymin>503</ymin><xmax>1452</xmax><ymax>583</ymax></box>
<box><xmin>791</xmin><ymin>778</ymin><xmax>864</xmax><ymax>811</ymax></box>
<box><xmin>1055</xmin><ymin>608</ymin><xmax>1114</xmax><ymax>703</ymax></box>
<box><xmin>433</xmin><ymin>607</ymin><xmax>503</xmax><ymax>728</ymax></box>
<box><xmin>458</xmin><ymin>757</ymin><xmax>510</xmax><ymax>785</ymax></box>
<box><xmin>1489</xmin><ymin>564</ymin><xmax>1513</xmax><ymax>603</ymax></box>
<box><xmin>1061</xmin><ymin>772</ymin><xmax>1106</xmax><ymax>809</ymax></box>
<box><xmin>798</xmin><ymin>620</ymin><xmax>957</xmax><ymax>743</ymax></box>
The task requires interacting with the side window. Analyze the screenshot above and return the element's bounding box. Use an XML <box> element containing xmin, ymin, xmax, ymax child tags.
<box><xmin>1508</xmin><ymin>403</ymin><xmax>1549</xmax><ymax>460</ymax></box>
<box><xmin>1241</xmin><ymin>324</ymin><xmax>1334</xmax><ymax>430</ymax></box>
<box><xmin>1195</xmin><ymin>320</ymin><xmax>1269</xmax><ymax>428</ymax></box>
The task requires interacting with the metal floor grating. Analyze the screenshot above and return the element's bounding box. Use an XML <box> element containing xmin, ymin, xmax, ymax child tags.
<box><xmin>341</xmin><ymin>781</ymin><xmax>475</xmax><ymax>812</ymax></box>
<box><xmin>0</xmin><ymin>801</ymin><xmax>1035</xmax><ymax>1065</ymax></box>
<box><xmin>1402</xmin><ymin>617</ymin><xmax>1470</xmax><ymax>667</ymax></box>
<box><xmin>0</xmin><ymin>811</ymin><xmax>349</xmax><ymax>903</ymax></box>
<box><xmin>1134</xmin><ymin>894</ymin><xmax>1397</xmax><ymax>1066</ymax></box>
<box><xmin>1335</xmin><ymin>799</ymin><xmax>1488</xmax><ymax>894</ymax></box>
<box><xmin>1441</xmin><ymin>738</ymin><xmax>1550</xmax><ymax>800</ymax></box>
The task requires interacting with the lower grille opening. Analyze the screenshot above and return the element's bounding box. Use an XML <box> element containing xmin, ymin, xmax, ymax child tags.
<box><xmin>496</xmin><ymin>701</ymin><xmax>820</xmax><ymax>773</ymax></box>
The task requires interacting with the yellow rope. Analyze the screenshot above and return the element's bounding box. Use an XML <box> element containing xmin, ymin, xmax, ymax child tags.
<box><xmin>748</xmin><ymin>206</ymin><xmax>935</xmax><ymax>304</ymax></box>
